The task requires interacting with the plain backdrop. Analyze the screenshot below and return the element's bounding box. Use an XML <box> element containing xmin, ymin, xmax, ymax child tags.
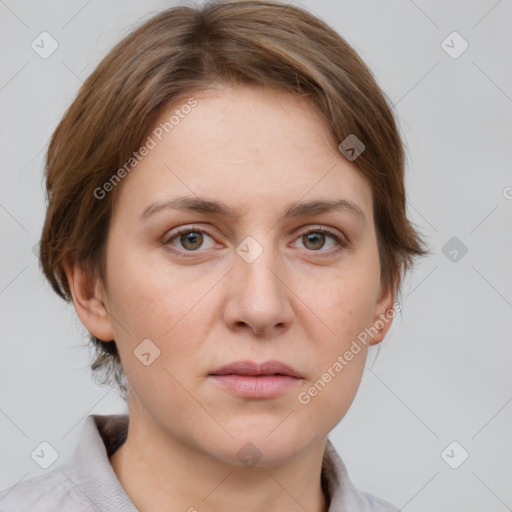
<box><xmin>1</xmin><ymin>1</ymin><xmax>511</xmax><ymax>511</ymax></box>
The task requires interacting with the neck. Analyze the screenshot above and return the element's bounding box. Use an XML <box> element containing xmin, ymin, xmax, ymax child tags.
<box><xmin>109</xmin><ymin>411</ymin><xmax>329</xmax><ymax>512</ymax></box>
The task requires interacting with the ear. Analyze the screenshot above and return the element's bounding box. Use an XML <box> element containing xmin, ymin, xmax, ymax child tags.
<box><xmin>63</xmin><ymin>256</ymin><xmax>115</xmax><ymax>342</ymax></box>
<box><xmin>368</xmin><ymin>275</ymin><xmax>399</xmax><ymax>346</ymax></box>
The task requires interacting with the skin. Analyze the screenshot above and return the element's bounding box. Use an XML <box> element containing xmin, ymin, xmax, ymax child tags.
<box><xmin>65</xmin><ymin>84</ymin><xmax>396</xmax><ymax>512</ymax></box>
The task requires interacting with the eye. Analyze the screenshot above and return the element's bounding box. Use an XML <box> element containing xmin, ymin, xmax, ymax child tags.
<box><xmin>163</xmin><ymin>225</ymin><xmax>348</xmax><ymax>256</ymax></box>
<box><xmin>291</xmin><ymin>227</ymin><xmax>346</xmax><ymax>253</ymax></box>
<box><xmin>164</xmin><ymin>226</ymin><xmax>216</xmax><ymax>253</ymax></box>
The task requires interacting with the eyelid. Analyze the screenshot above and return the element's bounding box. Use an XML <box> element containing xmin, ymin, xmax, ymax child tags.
<box><xmin>162</xmin><ymin>224</ymin><xmax>216</xmax><ymax>245</ymax></box>
<box><xmin>295</xmin><ymin>224</ymin><xmax>344</xmax><ymax>240</ymax></box>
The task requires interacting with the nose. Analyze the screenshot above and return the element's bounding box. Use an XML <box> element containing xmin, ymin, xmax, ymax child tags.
<box><xmin>223</xmin><ymin>240</ymin><xmax>295</xmax><ymax>337</ymax></box>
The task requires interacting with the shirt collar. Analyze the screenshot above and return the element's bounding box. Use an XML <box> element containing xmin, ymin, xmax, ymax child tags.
<box><xmin>69</xmin><ymin>414</ymin><xmax>137</xmax><ymax>511</ymax></box>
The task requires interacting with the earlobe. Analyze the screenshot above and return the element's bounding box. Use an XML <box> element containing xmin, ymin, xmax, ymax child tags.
<box><xmin>63</xmin><ymin>257</ymin><xmax>115</xmax><ymax>342</ymax></box>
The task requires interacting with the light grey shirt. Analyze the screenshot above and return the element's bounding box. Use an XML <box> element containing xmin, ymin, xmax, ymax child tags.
<box><xmin>0</xmin><ymin>414</ymin><xmax>401</xmax><ymax>511</ymax></box>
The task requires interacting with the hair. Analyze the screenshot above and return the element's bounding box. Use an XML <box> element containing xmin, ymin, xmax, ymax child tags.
<box><xmin>39</xmin><ymin>0</ymin><xmax>429</xmax><ymax>400</ymax></box>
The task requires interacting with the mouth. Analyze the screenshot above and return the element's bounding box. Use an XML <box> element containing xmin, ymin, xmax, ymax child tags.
<box><xmin>208</xmin><ymin>360</ymin><xmax>304</xmax><ymax>399</ymax></box>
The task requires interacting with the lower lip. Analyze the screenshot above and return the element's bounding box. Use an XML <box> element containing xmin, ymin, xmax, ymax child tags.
<box><xmin>209</xmin><ymin>374</ymin><xmax>301</xmax><ymax>398</ymax></box>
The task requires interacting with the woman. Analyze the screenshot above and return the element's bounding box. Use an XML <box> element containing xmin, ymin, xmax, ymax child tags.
<box><xmin>0</xmin><ymin>0</ymin><xmax>427</xmax><ymax>510</ymax></box>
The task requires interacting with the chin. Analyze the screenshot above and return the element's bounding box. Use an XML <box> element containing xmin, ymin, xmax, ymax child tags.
<box><xmin>208</xmin><ymin>422</ymin><xmax>316</xmax><ymax>468</ymax></box>
<box><xmin>210</xmin><ymin>440</ymin><xmax>306</xmax><ymax>469</ymax></box>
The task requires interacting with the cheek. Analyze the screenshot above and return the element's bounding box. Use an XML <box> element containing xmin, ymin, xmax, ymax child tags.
<box><xmin>295</xmin><ymin>269</ymin><xmax>377</xmax><ymax>419</ymax></box>
<box><xmin>105</xmin><ymin>244</ymin><xmax>211</xmax><ymax>338</ymax></box>
<box><xmin>104</xmin><ymin>252</ymin><xmax>223</xmax><ymax>395</ymax></box>
<box><xmin>311</xmin><ymin>271</ymin><xmax>379</xmax><ymax>349</ymax></box>
<box><xmin>105</xmin><ymin>260</ymin><xmax>210</xmax><ymax>409</ymax></box>
<box><xmin>298</xmin><ymin>286</ymin><xmax>371</xmax><ymax>433</ymax></box>
<box><xmin>312</xmin><ymin>353</ymin><xmax>367</xmax><ymax>434</ymax></box>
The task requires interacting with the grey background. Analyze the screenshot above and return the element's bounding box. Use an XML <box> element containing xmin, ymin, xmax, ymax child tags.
<box><xmin>1</xmin><ymin>1</ymin><xmax>511</xmax><ymax>510</ymax></box>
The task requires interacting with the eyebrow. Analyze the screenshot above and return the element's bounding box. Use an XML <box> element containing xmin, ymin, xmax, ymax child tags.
<box><xmin>139</xmin><ymin>196</ymin><xmax>366</xmax><ymax>225</ymax></box>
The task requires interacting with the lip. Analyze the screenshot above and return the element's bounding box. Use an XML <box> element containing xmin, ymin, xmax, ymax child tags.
<box><xmin>209</xmin><ymin>360</ymin><xmax>304</xmax><ymax>399</ymax></box>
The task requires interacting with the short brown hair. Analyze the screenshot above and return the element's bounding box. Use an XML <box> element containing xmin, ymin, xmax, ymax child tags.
<box><xmin>39</xmin><ymin>0</ymin><xmax>428</xmax><ymax>399</ymax></box>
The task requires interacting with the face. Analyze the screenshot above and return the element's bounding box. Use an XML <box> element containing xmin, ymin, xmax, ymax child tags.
<box><xmin>77</xmin><ymin>84</ymin><xmax>395</xmax><ymax>466</ymax></box>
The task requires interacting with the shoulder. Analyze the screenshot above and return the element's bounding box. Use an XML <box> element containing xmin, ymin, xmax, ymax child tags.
<box><xmin>0</xmin><ymin>462</ymin><xmax>96</xmax><ymax>512</ymax></box>
<box><xmin>0</xmin><ymin>414</ymin><xmax>133</xmax><ymax>512</ymax></box>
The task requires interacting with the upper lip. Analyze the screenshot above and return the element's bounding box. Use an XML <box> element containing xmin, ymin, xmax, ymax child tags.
<box><xmin>210</xmin><ymin>360</ymin><xmax>303</xmax><ymax>378</ymax></box>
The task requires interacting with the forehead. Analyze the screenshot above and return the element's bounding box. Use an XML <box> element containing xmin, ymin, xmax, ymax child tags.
<box><xmin>172</xmin><ymin>84</ymin><xmax>338</xmax><ymax>161</ymax></box>
<box><xmin>112</xmin><ymin>84</ymin><xmax>373</xmax><ymax>222</ymax></box>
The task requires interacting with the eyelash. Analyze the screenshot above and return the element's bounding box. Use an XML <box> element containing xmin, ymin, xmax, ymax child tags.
<box><xmin>163</xmin><ymin>225</ymin><xmax>349</xmax><ymax>257</ymax></box>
